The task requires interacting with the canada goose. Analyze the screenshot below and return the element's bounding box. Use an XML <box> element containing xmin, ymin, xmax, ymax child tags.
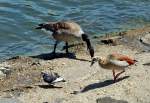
<box><xmin>36</xmin><ymin>21</ymin><xmax>94</xmax><ymax>58</ymax></box>
<box><xmin>91</xmin><ymin>53</ymin><xmax>136</xmax><ymax>82</ymax></box>
<box><xmin>41</xmin><ymin>71</ymin><xmax>65</xmax><ymax>85</ymax></box>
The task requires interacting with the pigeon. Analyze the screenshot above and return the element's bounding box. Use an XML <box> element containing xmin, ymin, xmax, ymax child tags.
<box><xmin>41</xmin><ymin>71</ymin><xmax>65</xmax><ymax>85</ymax></box>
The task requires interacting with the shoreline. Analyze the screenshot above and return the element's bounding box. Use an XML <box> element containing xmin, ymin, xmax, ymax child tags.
<box><xmin>0</xmin><ymin>26</ymin><xmax>150</xmax><ymax>62</ymax></box>
<box><xmin>0</xmin><ymin>27</ymin><xmax>150</xmax><ymax>103</ymax></box>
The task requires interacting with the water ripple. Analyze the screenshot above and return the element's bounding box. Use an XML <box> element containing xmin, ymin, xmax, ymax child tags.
<box><xmin>0</xmin><ymin>0</ymin><xmax>150</xmax><ymax>60</ymax></box>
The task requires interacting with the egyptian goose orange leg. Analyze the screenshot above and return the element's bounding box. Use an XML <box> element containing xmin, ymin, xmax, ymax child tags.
<box><xmin>113</xmin><ymin>70</ymin><xmax>125</xmax><ymax>82</ymax></box>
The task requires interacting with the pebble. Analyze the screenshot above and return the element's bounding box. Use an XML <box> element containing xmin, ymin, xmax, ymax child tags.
<box><xmin>62</xmin><ymin>63</ymin><xmax>65</xmax><ymax>65</ymax></box>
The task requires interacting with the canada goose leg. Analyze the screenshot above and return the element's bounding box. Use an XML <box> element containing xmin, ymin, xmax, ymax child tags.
<box><xmin>114</xmin><ymin>70</ymin><xmax>125</xmax><ymax>82</ymax></box>
<box><xmin>52</xmin><ymin>41</ymin><xmax>59</xmax><ymax>54</ymax></box>
<box><xmin>65</xmin><ymin>42</ymin><xmax>69</xmax><ymax>54</ymax></box>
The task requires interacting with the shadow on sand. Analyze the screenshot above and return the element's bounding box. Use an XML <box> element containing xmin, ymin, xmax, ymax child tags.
<box><xmin>30</xmin><ymin>52</ymin><xmax>91</xmax><ymax>62</ymax></box>
<box><xmin>37</xmin><ymin>84</ymin><xmax>63</xmax><ymax>89</ymax></box>
<box><xmin>96</xmin><ymin>97</ymin><xmax>128</xmax><ymax>103</ymax></box>
<box><xmin>81</xmin><ymin>76</ymin><xmax>130</xmax><ymax>93</ymax></box>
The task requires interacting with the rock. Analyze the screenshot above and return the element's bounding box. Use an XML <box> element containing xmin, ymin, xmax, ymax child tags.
<box><xmin>0</xmin><ymin>98</ymin><xmax>22</xmax><ymax>103</ymax></box>
<box><xmin>139</xmin><ymin>33</ymin><xmax>150</xmax><ymax>46</ymax></box>
<box><xmin>0</xmin><ymin>71</ymin><xmax>6</xmax><ymax>78</ymax></box>
<box><xmin>62</xmin><ymin>63</ymin><xmax>65</xmax><ymax>65</ymax></box>
<box><xmin>31</xmin><ymin>62</ymin><xmax>41</xmax><ymax>66</ymax></box>
<box><xmin>0</xmin><ymin>62</ymin><xmax>10</xmax><ymax>67</ymax></box>
<box><xmin>100</xmin><ymin>36</ymin><xmax>121</xmax><ymax>46</ymax></box>
<box><xmin>7</xmin><ymin>56</ymin><xmax>20</xmax><ymax>60</ymax></box>
<box><xmin>54</xmin><ymin>98</ymin><xmax>65</xmax><ymax>103</ymax></box>
<box><xmin>0</xmin><ymin>67</ymin><xmax>11</xmax><ymax>78</ymax></box>
<box><xmin>143</xmin><ymin>62</ymin><xmax>150</xmax><ymax>66</ymax></box>
<box><xmin>96</xmin><ymin>97</ymin><xmax>128</xmax><ymax>103</ymax></box>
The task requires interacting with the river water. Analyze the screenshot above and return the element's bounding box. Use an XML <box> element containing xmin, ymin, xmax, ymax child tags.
<box><xmin>0</xmin><ymin>0</ymin><xmax>150</xmax><ymax>60</ymax></box>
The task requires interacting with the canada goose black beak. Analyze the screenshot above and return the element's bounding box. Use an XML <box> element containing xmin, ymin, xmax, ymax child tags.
<box><xmin>90</xmin><ymin>58</ymin><xmax>96</xmax><ymax>67</ymax></box>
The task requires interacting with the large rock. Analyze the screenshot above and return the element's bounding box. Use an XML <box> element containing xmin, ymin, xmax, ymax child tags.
<box><xmin>0</xmin><ymin>67</ymin><xmax>11</xmax><ymax>79</ymax></box>
<box><xmin>140</xmin><ymin>33</ymin><xmax>150</xmax><ymax>46</ymax></box>
<box><xmin>120</xmin><ymin>31</ymin><xmax>150</xmax><ymax>52</ymax></box>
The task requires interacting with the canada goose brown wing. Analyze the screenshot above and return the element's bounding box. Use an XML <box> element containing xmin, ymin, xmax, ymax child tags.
<box><xmin>36</xmin><ymin>21</ymin><xmax>84</xmax><ymax>36</ymax></box>
<box><xmin>55</xmin><ymin>21</ymin><xmax>84</xmax><ymax>36</ymax></box>
<box><xmin>51</xmin><ymin>21</ymin><xmax>71</xmax><ymax>31</ymax></box>
<box><xmin>36</xmin><ymin>21</ymin><xmax>71</xmax><ymax>31</ymax></box>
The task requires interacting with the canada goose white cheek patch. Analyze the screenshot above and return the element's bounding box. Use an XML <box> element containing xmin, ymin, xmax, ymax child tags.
<box><xmin>41</xmin><ymin>29</ymin><xmax>52</xmax><ymax>35</ymax></box>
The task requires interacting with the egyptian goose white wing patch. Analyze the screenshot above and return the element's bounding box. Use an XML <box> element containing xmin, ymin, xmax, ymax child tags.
<box><xmin>110</xmin><ymin>59</ymin><xmax>129</xmax><ymax>67</ymax></box>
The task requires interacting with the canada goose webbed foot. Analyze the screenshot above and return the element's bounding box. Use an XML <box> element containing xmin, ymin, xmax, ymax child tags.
<box><xmin>51</xmin><ymin>51</ymin><xmax>57</xmax><ymax>57</ymax></box>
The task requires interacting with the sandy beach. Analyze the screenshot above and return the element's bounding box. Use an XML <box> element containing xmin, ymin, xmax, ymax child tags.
<box><xmin>0</xmin><ymin>27</ymin><xmax>150</xmax><ymax>103</ymax></box>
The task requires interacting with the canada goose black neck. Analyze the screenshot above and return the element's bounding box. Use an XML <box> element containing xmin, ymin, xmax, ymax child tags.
<box><xmin>82</xmin><ymin>34</ymin><xmax>94</xmax><ymax>58</ymax></box>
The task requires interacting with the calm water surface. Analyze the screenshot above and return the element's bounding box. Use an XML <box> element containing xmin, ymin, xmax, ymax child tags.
<box><xmin>0</xmin><ymin>0</ymin><xmax>150</xmax><ymax>60</ymax></box>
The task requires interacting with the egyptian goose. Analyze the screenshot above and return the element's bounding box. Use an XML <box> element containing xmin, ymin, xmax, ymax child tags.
<box><xmin>41</xmin><ymin>71</ymin><xmax>65</xmax><ymax>85</ymax></box>
<box><xmin>36</xmin><ymin>21</ymin><xmax>94</xmax><ymax>58</ymax></box>
<box><xmin>91</xmin><ymin>53</ymin><xmax>136</xmax><ymax>82</ymax></box>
